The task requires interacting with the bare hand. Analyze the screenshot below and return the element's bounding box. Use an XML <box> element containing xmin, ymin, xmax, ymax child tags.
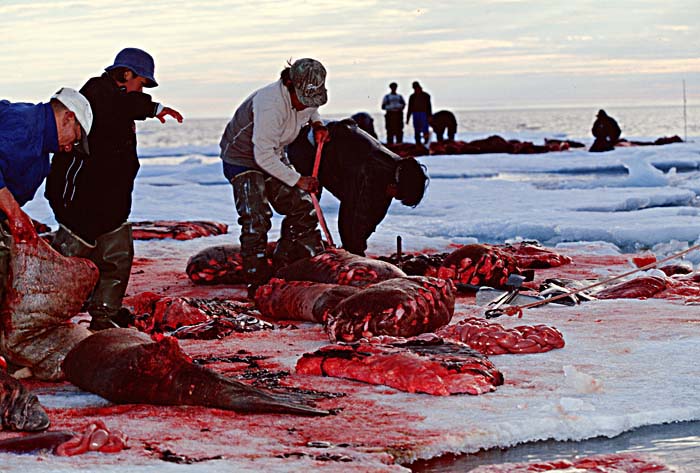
<box><xmin>296</xmin><ymin>176</ymin><xmax>319</xmax><ymax>194</ymax></box>
<box><xmin>8</xmin><ymin>209</ymin><xmax>38</xmax><ymax>243</ymax></box>
<box><xmin>156</xmin><ymin>107</ymin><xmax>184</xmax><ymax>123</ymax></box>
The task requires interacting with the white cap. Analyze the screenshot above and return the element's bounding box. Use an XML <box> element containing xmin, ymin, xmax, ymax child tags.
<box><xmin>51</xmin><ymin>87</ymin><xmax>93</xmax><ymax>154</ymax></box>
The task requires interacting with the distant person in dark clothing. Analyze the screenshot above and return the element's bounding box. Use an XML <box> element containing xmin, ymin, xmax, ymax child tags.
<box><xmin>381</xmin><ymin>82</ymin><xmax>405</xmax><ymax>144</ymax></box>
<box><xmin>406</xmin><ymin>81</ymin><xmax>432</xmax><ymax>145</ymax></box>
<box><xmin>590</xmin><ymin>109</ymin><xmax>621</xmax><ymax>152</ymax></box>
<box><xmin>287</xmin><ymin>119</ymin><xmax>429</xmax><ymax>256</ymax></box>
<box><xmin>429</xmin><ymin>110</ymin><xmax>457</xmax><ymax>142</ymax></box>
<box><xmin>350</xmin><ymin>112</ymin><xmax>377</xmax><ymax>138</ymax></box>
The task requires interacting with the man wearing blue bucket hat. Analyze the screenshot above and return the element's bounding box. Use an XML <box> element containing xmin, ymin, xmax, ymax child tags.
<box><xmin>46</xmin><ymin>48</ymin><xmax>183</xmax><ymax>331</ymax></box>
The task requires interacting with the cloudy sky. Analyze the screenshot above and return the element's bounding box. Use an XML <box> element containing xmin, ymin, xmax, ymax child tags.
<box><xmin>2</xmin><ymin>0</ymin><xmax>699</xmax><ymax>118</ymax></box>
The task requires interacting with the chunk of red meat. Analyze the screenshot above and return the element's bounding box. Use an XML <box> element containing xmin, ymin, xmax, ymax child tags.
<box><xmin>326</xmin><ymin>276</ymin><xmax>455</xmax><ymax>342</ymax></box>
<box><xmin>437</xmin><ymin>244</ymin><xmax>520</xmax><ymax>288</ymax></box>
<box><xmin>296</xmin><ymin>334</ymin><xmax>503</xmax><ymax>395</ymax></box>
<box><xmin>438</xmin><ymin>317</ymin><xmax>565</xmax><ymax>355</ymax></box>
<box><xmin>132</xmin><ymin>220</ymin><xmax>227</xmax><ymax>241</ymax></box>
<box><xmin>276</xmin><ymin>248</ymin><xmax>406</xmax><ymax>287</ymax></box>
<box><xmin>594</xmin><ymin>276</ymin><xmax>667</xmax><ymax>299</ymax></box>
<box><xmin>254</xmin><ymin>278</ymin><xmax>359</xmax><ymax>323</ymax></box>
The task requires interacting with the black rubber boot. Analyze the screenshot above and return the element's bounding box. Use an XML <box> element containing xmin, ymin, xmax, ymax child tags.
<box><xmin>51</xmin><ymin>224</ymin><xmax>95</xmax><ymax>258</ymax></box>
<box><xmin>265</xmin><ymin>176</ymin><xmax>323</xmax><ymax>270</ymax></box>
<box><xmin>231</xmin><ymin>171</ymin><xmax>273</xmax><ymax>286</ymax></box>
<box><xmin>86</xmin><ymin>223</ymin><xmax>134</xmax><ymax>331</ymax></box>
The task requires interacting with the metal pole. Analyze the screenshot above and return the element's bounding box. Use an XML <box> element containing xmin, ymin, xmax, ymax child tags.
<box><xmin>683</xmin><ymin>79</ymin><xmax>688</xmax><ymax>142</ymax></box>
<box><xmin>311</xmin><ymin>141</ymin><xmax>334</xmax><ymax>247</ymax></box>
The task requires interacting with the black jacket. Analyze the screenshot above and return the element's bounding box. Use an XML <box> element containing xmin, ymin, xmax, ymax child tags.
<box><xmin>287</xmin><ymin>120</ymin><xmax>400</xmax><ymax>256</ymax></box>
<box><xmin>407</xmin><ymin>91</ymin><xmax>432</xmax><ymax>116</ymax></box>
<box><xmin>46</xmin><ymin>74</ymin><xmax>158</xmax><ymax>242</ymax></box>
<box><xmin>592</xmin><ymin>114</ymin><xmax>621</xmax><ymax>142</ymax></box>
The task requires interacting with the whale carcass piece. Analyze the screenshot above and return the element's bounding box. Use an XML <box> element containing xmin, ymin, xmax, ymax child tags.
<box><xmin>186</xmin><ymin>243</ymin><xmax>274</xmax><ymax>285</ymax></box>
<box><xmin>296</xmin><ymin>334</ymin><xmax>503</xmax><ymax>395</ymax></box>
<box><xmin>437</xmin><ymin>244</ymin><xmax>520</xmax><ymax>289</ymax></box>
<box><xmin>131</xmin><ymin>220</ymin><xmax>228</xmax><ymax>241</ymax></box>
<box><xmin>276</xmin><ymin>248</ymin><xmax>407</xmax><ymax>287</ymax></box>
<box><xmin>0</xmin><ymin>368</ymin><xmax>50</xmax><ymax>432</ymax></box>
<box><xmin>438</xmin><ymin>317</ymin><xmax>565</xmax><ymax>355</ymax></box>
<box><xmin>500</xmin><ymin>242</ymin><xmax>573</xmax><ymax>269</ymax></box>
<box><xmin>326</xmin><ymin>276</ymin><xmax>455</xmax><ymax>342</ymax></box>
<box><xmin>63</xmin><ymin>329</ymin><xmax>328</xmax><ymax>416</ymax></box>
<box><xmin>594</xmin><ymin>275</ymin><xmax>667</xmax><ymax>299</ymax></box>
<box><xmin>254</xmin><ymin>278</ymin><xmax>359</xmax><ymax>323</ymax></box>
<box><xmin>1</xmin><ymin>239</ymin><xmax>97</xmax><ymax>380</ymax></box>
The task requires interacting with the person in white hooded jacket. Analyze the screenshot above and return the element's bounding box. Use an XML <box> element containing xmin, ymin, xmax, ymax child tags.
<box><xmin>219</xmin><ymin>58</ymin><xmax>330</xmax><ymax>288</ymax></box>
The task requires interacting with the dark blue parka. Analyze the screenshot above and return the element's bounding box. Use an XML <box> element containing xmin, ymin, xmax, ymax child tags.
<box><xmin>0</xmin><ymin>100</ymin><xmax>58</xmax><ymax>214</ymax></box>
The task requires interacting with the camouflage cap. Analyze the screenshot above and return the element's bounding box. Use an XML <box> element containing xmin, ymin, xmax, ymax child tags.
<box><xmin>289</xmin><ymin>58</ymin><xmax>328</xmax><ymax>107</ymax></box>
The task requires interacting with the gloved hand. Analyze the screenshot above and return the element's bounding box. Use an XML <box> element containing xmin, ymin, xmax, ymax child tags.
<box><xmin>296</xmin><ymin>176</ymin><xmax>320</xmax><ymax>194</ymax></box>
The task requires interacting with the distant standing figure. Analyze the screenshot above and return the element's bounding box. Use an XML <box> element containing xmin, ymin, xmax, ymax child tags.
<box><xmin>381</xmin><ymin>82</ymin><xmax>405</xmax><ymax>144</ymax></box>
<box><xmin>589</xmin><ymin>109</ymin><xmax>621</xmax><ymax>152</ymax></box>
<box><xmin>406</xmin><ymin>81</ymin><xmax>432</xmax><ymax>145</ymax></box>
<box><xmin>350</xmin><ymin>112</ymin><xmax>377</xmax><ymax>138</ymax></box>
<box><xmin>429</xmin><ymin>110</ymin><xmax>457</xmax><ymax>142</ymax></box>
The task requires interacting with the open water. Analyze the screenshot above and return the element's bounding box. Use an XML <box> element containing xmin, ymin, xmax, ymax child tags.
<box><xmin>136</xmin><ymin>104</ymin><xmax>699</xmax><ymax>155</ymax></box>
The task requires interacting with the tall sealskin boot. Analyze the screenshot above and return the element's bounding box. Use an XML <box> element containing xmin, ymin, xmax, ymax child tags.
<box><xmin>86</xmin><ymin>223</ymin><xmax>134</xmax><ymax>331</ymax></box>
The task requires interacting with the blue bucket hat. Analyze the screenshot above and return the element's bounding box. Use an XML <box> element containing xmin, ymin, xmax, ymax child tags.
<box><xmin>105</xmin><ymin>48</ymin><xmax>158</xmax><ymax>87</ymax></box>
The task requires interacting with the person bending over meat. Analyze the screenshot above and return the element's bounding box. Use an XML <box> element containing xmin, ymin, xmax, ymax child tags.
<box><xmin>429</xmin><ymin>110</ymin><xmax>457</xmax><ymax>142</ymax></box>
<box><xmin>1</xmin><ymin>87</ymin><xmax>92</xmax><ymax>305</ymax></box>
<box><xmin>287</xmin><ymin>118</ymin><xmax>429</xmax><ymax>256</ymax></box>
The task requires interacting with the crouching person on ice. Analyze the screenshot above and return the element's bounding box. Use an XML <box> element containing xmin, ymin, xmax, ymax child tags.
<box><xmin>45</xmin><ymin>48</ymin><xmax>184</xmax><ymax>331</ymax></box>
<box><xmin>219</xmin><ymin>58</ymin><xmax>330</xmax><ymax>294</ymax></box>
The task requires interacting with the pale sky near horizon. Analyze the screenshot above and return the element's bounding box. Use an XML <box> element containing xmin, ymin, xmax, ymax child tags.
<box><xmin>2</xmin><ymin>0</ymin><xmax>699</xmax><ymax>118</ymax></box>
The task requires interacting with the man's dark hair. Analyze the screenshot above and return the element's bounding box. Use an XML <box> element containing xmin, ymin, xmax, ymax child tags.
<box><xmin>107</xmin><ymin>67</ymin><xmax>131</xmax><ymax>83</ymax></box>
<box><xmin>390</xmin><ymin>82</ymin><xmax>398</xmax><ymax>89</ymax></box>
<box><xmin>280</xmin><ymin>67</ymin><xmax>296</xmax><ymax>94</ymax></box>
<box><xmin>280</xmin><ymin>67</ymin><xmax>291</xmax><ymax>82</ymax></box>
<box><xmin>396</xmin><ymin>158</ymin><xmax>429</xmax><ymax>207</ymax></box>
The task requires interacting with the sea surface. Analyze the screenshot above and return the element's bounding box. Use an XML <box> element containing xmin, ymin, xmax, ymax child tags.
<box><xmin>136</xmin><ymin>104</ymin><xmax>699</xmax><ymax>156</ymax></box>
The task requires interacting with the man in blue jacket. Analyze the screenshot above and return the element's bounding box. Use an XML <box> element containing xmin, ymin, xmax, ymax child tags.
<box><xmin>0</xmin><ymin>87</ymin><xmax>93</xmax><ymax>302</ymax></box>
